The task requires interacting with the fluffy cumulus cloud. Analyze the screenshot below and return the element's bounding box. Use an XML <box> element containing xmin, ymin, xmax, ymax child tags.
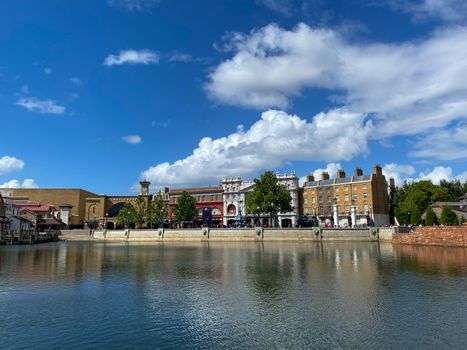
<box><xmin>205</xmin><ymin>22</ymin><xmax>467</xmax><ymax>161</ymax></box>
<box><xmin>141</xmin><ymin>109</ymin><xmax>372</xmax><ymax>187</ymax></box>
<box><xmin>0</xmin><ymin>156</ymin><xmax>25</xmax><ymax>175</ymax></box>
<box><xmin>16</xmin><ymin>97</ymin><xmax>65</xmax><ymax>114</ymax></box>
<box><xmin>382</xmin><ymin>163</ymin><xmax>416</xmax><ymax>186</ymax></box>
<box><xmin>104</xmin><ymin>50</ymin><xmax>159</xmax><ymax>66</ymax></box>
<box><xmin>107</xmin><ymin>0</ymin><xmax>159</xmax><ymax>12</ymax></box>
<box><xmin>382</xmin><ymin>163</ymin><xmax>467</xmax><ymax>185</ymax></box>
<box><xmin>122</xmin><ymin>135</ymin><xmax>142</xmax><ymax>144</ymax></box>
<box><xmin>0</xmin><ymin>179</ymin><xmax>38</xmax><ymax>189</ymax></box>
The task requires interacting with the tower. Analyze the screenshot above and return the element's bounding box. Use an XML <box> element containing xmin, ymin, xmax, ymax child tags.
<box><xmin>139</xmin><ymin>180</ymin><xmax>151</xmax><ymax>196</ymax></box>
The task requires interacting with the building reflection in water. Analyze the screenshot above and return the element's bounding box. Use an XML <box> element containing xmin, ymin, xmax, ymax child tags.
<box><xmin>1</xmin><ymin>241</ymin><xmax>467</xmax><ymax>349</ymax></box>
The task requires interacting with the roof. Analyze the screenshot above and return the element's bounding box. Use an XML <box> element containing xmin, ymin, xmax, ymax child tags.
<box><xmin>170</xmin><ymin>187</ymin><xmax>223</xmax><ymax>194</ymax></box>
<box><xmin>38</xmin><ymin>218</ymin><xmax>62</xmax><ymax>225</ymax></box>
<box><xmin>12</xmin><ymin>216</ymin><xmax>33</xmax><ymax>223</ymax></box>
<box><xmin>0</xmin><ymin>216</ymin><xmax>10</xmax><ymax>223</ymax></box>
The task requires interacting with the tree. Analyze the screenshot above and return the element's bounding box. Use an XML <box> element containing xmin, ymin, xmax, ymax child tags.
<box><xmin>425</xmin><ymin>206</ymin><xmax>437</xmax><ymax>226</ymax></box>
<box><xmin>440</xmin><ymin>206</ymin><xmax>458</xmax><ymax>226</ymax></box>
<box><xmin>460</xmin><ymin>216</ymin><xmax>466</xmax><ymax>225</ymax></box>
<box><xmin>394</xmin><ymin>180</ymin><xmax>451</xmax><ymax>225</ymax></box>
<box><xmin>116</xmin><ymin>202</ymin><xmax>138</xmax><ymax>229</ymax></box>
<box><xmin>148</xmin><ymin>193</ymin><xmax>168</xmax><ymax>228</ymax></box>
<box><xmin>134</xmin><ymin>195</ymin><xmax>148</xmax><ymax>228</ymax></box>
<box><xmin>246</xmin><ymin>171</ymin><xmax>293</xmax><ymax>227</ymax></box>
<box><xmin>173</xmin><ymin>192</ymin><xmax>197</xmax><ymax>224</ymax></box>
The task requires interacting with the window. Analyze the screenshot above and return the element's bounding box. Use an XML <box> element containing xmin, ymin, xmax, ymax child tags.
<box><xmin>336</xmin><ymin>195</ymin><xmax>339</xmax><ymax>202</ymax></box>
<box><xmin>345</xmin><ymin>205</ymin><xmax>350</xmax><ymax>212</ymax></box>
<box><xmin>353</xmin><ymin>194</ymin><xmax>358</xmax><ymax>201</ymax></box>
<box><xmin>319</xmin><ymin>196</ymin><xmax>323</xmax><ymax>203</ymax></box>
<box><xmin>345</xmin><ymin>195</ymin><xmax>349</xmax><ymax>201</ymax></box>
<box><xmin>363</xmin><ymin>193</ymin><xmax>368</xmax><ymax>201</ymax></box>
<box><xmin>363</xmin><ymin>205</ymin><xmax>369</xmax><ymax>213</ymax></box>
<box><xmin>344</xmin><ymin>186</ymin><xmax>348</xmax><ymax>192</ymax></box>
<box><xmin>335</xmin><ymin>188</ymin><xmax>339</xmax><ymax>192</ymax></box>
<box><xmin>362</xmin><ymin>184</ymin><xmax>367</xmax><ymax>190</ymax></box>
<box><xmin>212</xmin><ymin>208</ymin><xmax>221</xmax><ymax>215</ymax></box>
<box><xmin>353</xmin><ymin>185</ymin><xmax>358</xmax><ymax>191</ymax></box>
<box><xmin>312</xmin><ymin>197</ymin><xmax>316</xmax><ymax>203</ymax></box>
<box><xmin>304</xmin><ymin>198</ymin><xmax>308</xmax><ymax>204</ymax></box>
<box><xmin>312</xmin><ymin>190</ymin><xmax>315</xmax><ymax>194</ymax></box>
<box><xmin>327</xmin><ymin>196</ymin><xmax>331</xmax><ymax>203</ymax></box>
<box><xmin>305</xmin><ymin>207</ymin><xmax>309</xmax><ymax>214</ymax></box>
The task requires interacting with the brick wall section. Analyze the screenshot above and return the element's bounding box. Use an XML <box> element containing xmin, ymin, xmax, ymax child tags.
<box><xmin>393</xmin><ymin>226</ymin><xmax>467</xmax><ymax>247</ymax></box>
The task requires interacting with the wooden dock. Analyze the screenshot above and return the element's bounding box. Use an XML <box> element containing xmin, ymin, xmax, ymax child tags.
<box><xmin>0</xmin><ymin>231</ymin><xmax>60</xmax><ymax>245</ymax></box>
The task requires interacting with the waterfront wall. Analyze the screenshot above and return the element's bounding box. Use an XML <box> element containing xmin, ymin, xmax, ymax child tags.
<box><xmin>393</xmin><ymin>226</ymin><xmax>467</xmax><ymax>247</ymax></box>
<box><xmin>60</xmin><ymin>227</ymin><xmax>380</xmax><ymax>242</ymax></box>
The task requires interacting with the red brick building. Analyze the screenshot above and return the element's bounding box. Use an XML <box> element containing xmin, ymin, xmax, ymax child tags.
<box><xmin>169</xmin><ymin>187</ymin><xmax>223</xmax><ymax>227</ymax></box>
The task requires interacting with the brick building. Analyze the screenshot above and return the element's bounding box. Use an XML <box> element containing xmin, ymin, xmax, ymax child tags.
<box><xmin>168</xmin><ymin>187</ymin><xmax>223</xmax><ymax>227</ymax></box>
<box><xmin>301</xmin><ymin>165</ymin><xmax>390</xmax><ymax>227</ymax></box>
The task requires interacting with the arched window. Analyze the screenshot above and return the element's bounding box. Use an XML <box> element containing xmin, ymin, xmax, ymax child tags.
<box><xmin>227</xmin><ymin>204</ymin><xmax>236</xmax><ymax>215</ymax></box>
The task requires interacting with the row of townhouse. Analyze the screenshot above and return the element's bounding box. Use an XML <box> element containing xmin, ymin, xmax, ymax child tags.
<box><xmin>164</xmin><ymin>164</ymin><xmax>390</xmax><ymax>228</ymax></box>
<box><xmin>1</xmin><ymin>164</ymin><xmax>391</xmax><ymax>229</ymax></box>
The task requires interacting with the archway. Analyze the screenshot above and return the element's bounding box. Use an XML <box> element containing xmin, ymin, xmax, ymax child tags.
<box><xmin>108</xmin><ymin>202</ymin><xmax>126</xmax><ymax>217</ymax></box>
<box><xmin>227</xmin><ymin>204</ymin><xmax>236</xmax><ymax>215</ymax></box>
<box><xmin>281</xmin><ymin>218</ymin><xmax>292</xmax><ymax>228</ymax></box>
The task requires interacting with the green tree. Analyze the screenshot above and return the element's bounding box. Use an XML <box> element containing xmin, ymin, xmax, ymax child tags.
<box><xmin>460</xmin><ymin>216</ymin><xmax>466</xmax><ymax>225</ymax></box>
<box><xmin>116</xmin><ymin>202</ymin><xmax>138</xmax><ymax>229</ymax></box>
<box><xmin>246</xmin><ymin>171</ymin><xmax>293</xmax><ymax>227</ymax></box>
<box><xmin>425</xmin><ymin>206</ymin><xmax>437</xmax><ymax>226</ymax></box>
<box><xmin>149</xmin><ymin>193</ymin><xmax>168</xmax><ymax>228</ymax></box>
<box><xmin>173</xmin><ymin>192</ymin><xmax>197</xmax><ymax>224</ymax></box>
<box><xmin>134</xmin><ymin>195</ymin><xmax>148</xmax><ymax>228</ymax></box>
<box><xmin>440</xmin><ymin>206</ymin><xmax>458</xmax><ymax>226</ymax></box>
<box><xmin>394</xmin><ymin>180</ymin><xmax>451</xmax><ymax>225</ymax></box>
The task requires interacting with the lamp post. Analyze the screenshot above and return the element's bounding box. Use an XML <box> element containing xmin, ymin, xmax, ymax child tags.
<box><xmin>104</xmin><ymin>213</ymin><xmax>108</xmax><ymax>229</ymax></box>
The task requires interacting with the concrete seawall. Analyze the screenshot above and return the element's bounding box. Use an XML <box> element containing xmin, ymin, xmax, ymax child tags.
<box><xmin>61</xmin><ymin>227</ymin><xmax>382</xmax><ymax>242</ymax></box>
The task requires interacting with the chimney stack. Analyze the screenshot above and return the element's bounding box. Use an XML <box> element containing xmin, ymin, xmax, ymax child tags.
<box><xmin>355</xmin><ymin>167</ymin><xmax>363</xmax><ymax>176</ymax></box>
<box><xmin>373</xmin><ymin>164</ymin><xmax>382</xmax><ymax>176</ymax></box>
<box><xmin>337</xmin><ymin>169</ymin><xmax>346</xmax><ymax>179</ymax></box>
<box><xmin>305</xmin><ymin>175</ymin><xmax>315</xmax><ymax>182</ymax></box>
<box><xmin>321</xmin><ymin>172</ymin><xmax>330</xmax><ymax>180</ymax></box>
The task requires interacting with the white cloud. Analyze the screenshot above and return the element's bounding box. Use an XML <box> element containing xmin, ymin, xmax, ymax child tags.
<box><xmin>168</xmin><ymin>53</ymin><xmax>194</xmax><ymax>63</ymax></box>
<box><xmin>16</xmin><ymin>97</ymin><xmax>65</xmax><ymax>114</ymax></box>
<box><xmin>206</xmin><ymin>23</ymin><xmax>467</xmax><ymax>142</ymax></box>
<box><xmin>104</xmin><ymin>50</ymin><xmax>159</xmax><ymax>66</ymax></box>
<box><xmin>256</xmin><ymin>0</ymin><xmax>291</xmax><ymax>16</ymax></box>
<box><xmin>140</xmin><ymin>109</ymin><xmax>372</xmax><ymax>187</ymax></box>
<box><xmin>0</xmin><ymin>156</ymin><xmax>25</xmax><ymax>175</ymax></box>
<box><xmin>382</xmin><ymin>163</ymin><xmax>416</xmax><ymax>186</ymax></box>
<box><xmin>122</xmin><ymin>135</ymin><xmax>142</xmax><ymax>144</ymax></box>
<box><xmin>0</xmin><ymin>179</ymin><xmax>38</xmax><ymax>189</ymax></box>
<box><xmin>388</xmin><ymin>0</ymin><xmax>467</xmax><ymax>23</ymax></box>
<box><xmin>311</xmin><ymin>163</ymin><xmax>343</xmax><ymax>180</ymax></box>
<box><xmin>382</xmin><ymin>163</ymin><xmax>467</xmax><ymax>186</ymax></box>
<box><xmin>418</xmin><ymin>166</ymin><xmax>454</xmax><ymax>184</ymax></box>
<box><xmin>44</xmin><ymin>67</ymin><xmax>52</xmax><ymax>75</ymax></box>
<box><xmin>107</xmin><ymin>0</ymin><xmax>159</xmax><ymax>11</ymax></box>
<box><xmin>69</xmin><ymin>77</ymin><xmax>82</xmax><ymax>85</ymax></box>
<box><xmin>409</xmin><ymin>123</ymin><xmax>467</xmax><ymax>160</ymax></box>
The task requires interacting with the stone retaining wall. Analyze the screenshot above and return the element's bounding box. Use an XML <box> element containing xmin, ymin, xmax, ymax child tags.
<box><xmin>59</xmin><ymin>227</ymin><xmax>379</xmax><ymax>242</ymax></box>
<box><xmin>393</xmin><ymin>226</ymin><xmax>467</xmax><ymax>247</ymax></box>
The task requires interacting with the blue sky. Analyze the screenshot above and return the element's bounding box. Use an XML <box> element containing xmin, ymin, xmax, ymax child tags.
<box><xmin>1</xmin><ymin>0</ymin><xmax>466</xmax><ymax>194</ymax></box>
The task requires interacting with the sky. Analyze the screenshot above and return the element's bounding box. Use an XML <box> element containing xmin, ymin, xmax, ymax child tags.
<box><xmin>1</xmin><ymin>0</ymin><xmax>467</xmax><ymax>194</ymax></box>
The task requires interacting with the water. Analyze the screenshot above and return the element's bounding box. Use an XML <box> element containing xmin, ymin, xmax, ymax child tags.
<box><xmin>1</xmin><ymin>241</ymin><xmax>466</xmax><ymax>349</ymax></box>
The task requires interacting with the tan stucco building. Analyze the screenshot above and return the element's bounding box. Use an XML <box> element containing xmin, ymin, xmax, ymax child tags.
<box><xmin>301</xmin><ymin>165</ymin><xmax>390</xmax><ymax>227</ymax></box>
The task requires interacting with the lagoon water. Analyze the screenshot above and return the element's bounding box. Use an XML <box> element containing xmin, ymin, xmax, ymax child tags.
<box><xmin>1</xmin><ymin>241</ymin><xmax>467</xmax><ymax>349</ymax></box>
